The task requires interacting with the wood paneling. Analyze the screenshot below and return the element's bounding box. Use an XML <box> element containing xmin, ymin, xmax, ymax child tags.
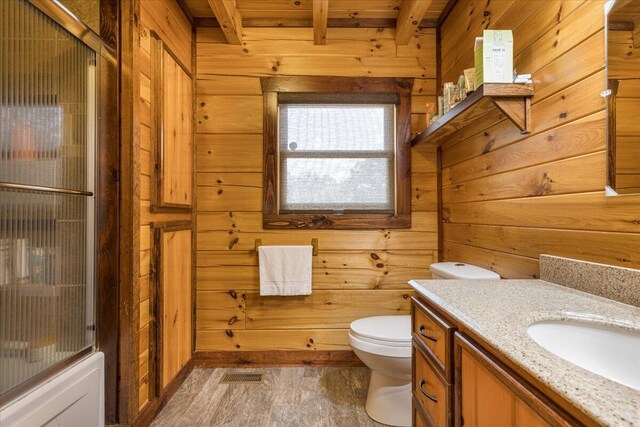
<box><xmin>441</xmin><ymin>112</ymin><xmax>606</xmax><ymax>185</ymax></box>
<box><xmin>608</xmin><ymin>30</ymin><xmax>640</xmax><ymax>79</ymax></box>
<box><xmin>197</xmin><ymin>250</ymin><xmax>434</xmax><ymax>291</ymax></box>
<box><xmin>439</xmin><ymin>0</ymin><xmax>640</xmax><ymax>279</ymax></box>
<box><xmin>196</xmin><ymin>95</ymin><xmax>263</xmax><ymax>134</ymax></box>
<box><xmin>197</xmin><ymin>229</ymin><xmax>437</xmax><ymax>251</ymax></box>
<box><xmin>195</xmin><ymin>25</ymin><xmax>438</xmax><ymax>351</ymax></box>
<box><xmin>196</xmin><ymin>134</ymin><xmax>263</xmax><ymax>172</ymax></box>
<box><xmin>141</xmin><ymin>0</ymin><xmax>192</xmax><ymax>67</ymax></box>
<box><xmin>443</xmin><ymin>223</ymin><xmax>640</xmax><ymax>269</ymax></box>
<box><xmin>243</xmin><ymin>290</ymin><xmax>411</xmax><ymax>329</ymax></box>
<box><xmin>196</xmin><ymin>329</ymin><xmax>351</xmax><ymax>352</ymax></box>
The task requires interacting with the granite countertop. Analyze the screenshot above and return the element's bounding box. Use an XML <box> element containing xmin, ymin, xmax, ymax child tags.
<box><xmin>408</xmin><ymin>278</ymin><xmax>640</xmax><ymax>426</ymax></box>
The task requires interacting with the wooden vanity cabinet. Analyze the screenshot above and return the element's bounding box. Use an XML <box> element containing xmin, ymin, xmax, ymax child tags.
<box><xmin>454</xmin><ymin>333</ymin><xmax>572</xmax><ymax>427</ymax></box>
<box><xmin>412</xmin><ymin>296</ymin><xmax>581</xmax><ymax>427</ymax></box>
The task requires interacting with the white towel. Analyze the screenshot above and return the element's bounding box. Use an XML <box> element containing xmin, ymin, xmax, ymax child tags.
<box><xmin>259</xmin><ymin>245</ymin><xmax>312</xmax><ymax>296</ymax></box>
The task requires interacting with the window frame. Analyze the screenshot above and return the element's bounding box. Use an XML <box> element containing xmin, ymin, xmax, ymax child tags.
<box><xmin>261</xmin><ymin>77</ymin><xmax>413</xmax><ymax>230</ymax></box>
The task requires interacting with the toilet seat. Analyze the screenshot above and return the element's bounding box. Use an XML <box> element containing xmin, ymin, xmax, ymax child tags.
<box><xmin>349</xmin><ymin>316</ymin><xmax>411</xmax><ymax>358</ymax></box>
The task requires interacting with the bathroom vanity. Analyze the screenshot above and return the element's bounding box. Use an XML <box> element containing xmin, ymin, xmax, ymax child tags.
<box><xmin>409</xmin><ymin>262</ymin><xmax>640</xmax><ymax>427</ymax></box>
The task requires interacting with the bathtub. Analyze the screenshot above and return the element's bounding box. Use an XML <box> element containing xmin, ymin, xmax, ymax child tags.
<box><xmin>0</xmin><ymin>352</ymin><xmax>104</xmax><ymax>427</ymax></box>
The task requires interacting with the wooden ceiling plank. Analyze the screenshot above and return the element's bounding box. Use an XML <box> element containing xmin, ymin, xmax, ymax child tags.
<box><xmin>313</xmin><ymin>0</ymin><xmax>329</xmax><ymax>45</ymax></box>
<box><xmin>207</xmin><ymin>0</ymin><xmax>243</xmax><ymax>44</ymax></box>
<box><xmin>396</xmin><ymin>0</ymin><xmax>433</xmax><ymax>45</ymax></box>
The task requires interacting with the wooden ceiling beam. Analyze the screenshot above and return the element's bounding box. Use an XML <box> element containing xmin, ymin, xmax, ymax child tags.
<box><xmin>313</xmin><ymin>0</ymin><xmax>329</xmax><ymax>45</ymax></box>
<box><xmin>206</xmin><ymin>0</ymin><xmax>243</xmax><ymax>44</ymax></box>
<box><xmin>609</xmin><ymin>20</ymin><xmax>635</xmax><ymax>31</ymax></box>
<box><xmin>396</xmin><ymin>0</ymin><xmax>434</xmax><ymax>45</ymax></box>
<box><xmin>194</xmin><ymin>17</ymin><xmax>439</xmax><ymax>29</ymax></box>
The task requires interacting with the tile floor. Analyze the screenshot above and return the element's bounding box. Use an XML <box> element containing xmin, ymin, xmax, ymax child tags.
<box><xmin>150</xmin><ymin>367</ymin><xmax>387</xmax><ymax>427</ymax></box>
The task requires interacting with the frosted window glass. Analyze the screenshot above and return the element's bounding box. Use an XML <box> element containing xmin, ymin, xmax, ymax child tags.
<box><xmin>279</xmin><ymin>104</ymin><xmax>395</xmax><ymax>213</ymax></box>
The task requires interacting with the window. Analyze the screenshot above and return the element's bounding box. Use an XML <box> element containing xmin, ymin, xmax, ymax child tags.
<box><xmin>262</xmin><ymin>77</ymin><xmax>413</xmax><ymax>229</ymax></box>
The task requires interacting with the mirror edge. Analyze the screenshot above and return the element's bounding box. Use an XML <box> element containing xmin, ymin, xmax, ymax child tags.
<box><xmin>605</xmin><ymin>0</ymin><xmax>617</xmax><ymax>197</ymax></box>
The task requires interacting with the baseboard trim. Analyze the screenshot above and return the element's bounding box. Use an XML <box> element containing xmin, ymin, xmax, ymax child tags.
<box><xmin>134</xmin><ymin>359</ymin><xmax>194</xmax><ymax>427</ymax></box>
<box><xmin>192</xmin><ymin>350</ymin><xmax>364</xmax><ymax>367</ymax></box>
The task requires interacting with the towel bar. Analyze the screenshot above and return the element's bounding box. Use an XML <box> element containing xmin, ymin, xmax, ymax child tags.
<box><xmin>255</xmin><ymin>238</ymin><xmax>319</xmax><ymax>256</ymax></box>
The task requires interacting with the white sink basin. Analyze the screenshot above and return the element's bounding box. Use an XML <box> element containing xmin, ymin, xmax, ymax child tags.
<box><xmin>527</xmin><ymin>320</ymin><xmax>640</xmax><ymax>391</ymax></box>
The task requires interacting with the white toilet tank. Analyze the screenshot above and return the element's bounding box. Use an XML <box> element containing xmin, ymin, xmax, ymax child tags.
<box><xmin>430</xmin><ymin>262</ymin><xmax>500</xmax><ymax>280</ymax></box>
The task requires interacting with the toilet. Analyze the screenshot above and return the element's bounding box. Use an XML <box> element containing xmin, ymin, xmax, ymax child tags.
<box><xmin>349</xmin><ymin>262</ymin><xmax>500</xmax><ymax>426</ymax></box>
<box><xmin>349</xmin><ymin>315</ymin><xmax>412</xmax><ymax>426</ymax></box>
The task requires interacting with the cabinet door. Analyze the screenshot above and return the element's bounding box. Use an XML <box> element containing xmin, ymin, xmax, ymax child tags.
<box><xmin>455</xmin><ymin>333</ymin><xmax>575</xmax><ymax>427</ymax></box>
<box><xmin>152</xmin><ymin>224</ymin><xmax>193</xmax><ymax>391</ymax></box>
<box><xmin>151</xmin><ymin>33</ymin><xmax>193</xmax><ymax>210</ymax></box>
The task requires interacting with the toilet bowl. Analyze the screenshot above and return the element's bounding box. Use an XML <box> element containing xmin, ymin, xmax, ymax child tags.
<box><xmin>348</xmin><ymin>315</ymin><xmax>412</xmax><ymax>427</ymax></box>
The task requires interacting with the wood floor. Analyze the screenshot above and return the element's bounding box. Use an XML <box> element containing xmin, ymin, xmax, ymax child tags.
<box><xmin>150</xmin><ymin>367</ymin><xmax>387</xmax><ymax>426</ymax></box>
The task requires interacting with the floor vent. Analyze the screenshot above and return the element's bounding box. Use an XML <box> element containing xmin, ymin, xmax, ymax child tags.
<box><xmin>220</xmin><ymin>372</ymin><xmax>264</xmax><ymax>384</ymax></box>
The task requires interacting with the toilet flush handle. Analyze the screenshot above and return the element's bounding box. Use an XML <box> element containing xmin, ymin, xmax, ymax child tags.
<box><xmin>418</xmin><ymin>325</ymin><xmax>438</xmax><ymax>342</ymax></box>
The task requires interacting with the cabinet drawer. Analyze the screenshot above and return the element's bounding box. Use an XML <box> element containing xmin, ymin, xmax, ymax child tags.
<box><xmin>412</xmin><ymin>297</ymin><xmax>455</xmax><ymax>380</ymax></box>
<box><xmin>414</xmin><ymin>343</ymin><xmax>451</xmax><ymax>427</ymax></box>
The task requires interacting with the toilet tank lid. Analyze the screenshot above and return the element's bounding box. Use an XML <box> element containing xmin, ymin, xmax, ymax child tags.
<box><xmin>430</xmin><ymin>262</ymin><xmax>500</xmax><ymax>280</ymax></box>
<box><xmin>350</xmin><ymin>315</ymin><xmax>411</xmax><ymax>342</ymax></box>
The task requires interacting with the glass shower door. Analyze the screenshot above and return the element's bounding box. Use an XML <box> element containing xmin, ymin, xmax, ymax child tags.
<box><xmin>0</xmin><ymin>0</ymin><xmax>96</xmax><ymax>401</ymax></box>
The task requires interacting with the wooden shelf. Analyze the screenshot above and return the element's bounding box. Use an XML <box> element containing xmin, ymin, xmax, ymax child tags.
<box><xmin>410</xmin><ymin>83</ymin><xmax>534</xmax><ymax>146</ymax></box>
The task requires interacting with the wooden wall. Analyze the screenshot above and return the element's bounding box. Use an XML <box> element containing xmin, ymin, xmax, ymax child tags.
<box><xmin>138</xmin><ymin>0</ymin><xmax>192</xmax><ymax>411</ymax></box>
<box><xmin>439</xmin><ymin>0</ymin><xmax>640</xmax><ymax>279</ymax></box>
<box><xmin>194</xmin><ymin>27</ymin><xmax>438</xmax><ymax>352</ymax></box>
